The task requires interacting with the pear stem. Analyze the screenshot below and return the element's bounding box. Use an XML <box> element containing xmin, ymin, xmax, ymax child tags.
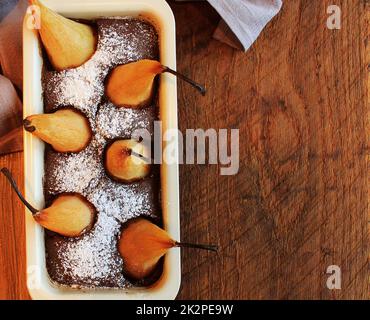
<box><xmin>129</xmin><ymin>149</ymin><xmax>152</xmax><ymax>164</ymax></box>
<box><xmin>175</xmin><ymin>241</ymin><xmax>218</xmax><ymax>252</ymax></box>
<box><xmin>163</xmin><ymin>67</ymin><xmax>206</xmax><ymax>96</ymax></box>
<box><xmin>1</xmin><ymin>168</ymin><xmax>38</xmax><ymax>215</ymax></box>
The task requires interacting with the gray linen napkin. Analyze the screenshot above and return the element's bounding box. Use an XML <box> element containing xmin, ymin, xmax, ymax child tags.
<box><xmin>208</xmin><ymin>0</ymin><xmax>283</xmax><ymax>51</ymax></box>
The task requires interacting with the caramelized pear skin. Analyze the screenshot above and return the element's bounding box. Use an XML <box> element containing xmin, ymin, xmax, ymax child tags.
<box><xmin>104</xmin><ymin>139</ymin><xmax>151</xmax><ymax>183</ymax></box>
<box><xmin>118</xmin><ymin>218</ymin><xmax>218</xmax><ymax>280</ymax></box>
<box><xmin>1</xmin><ymin>168</ymin><xmax>96</xmax><ymax>237</ymax></box>
<box><xmin>118</xmin><ymin>218</ymin><xmax>174</xmax><ymax>280</ymax></box>
<box><xmin>105</xmin><ymin>59</ymin><xmax>206</xmax><ymax>109</ymax></box>
<box><xmin>30</xmin><ymin>0</ymin><xmax>97</xmax><ymax>71</ymax></box>
<box><xmin>105</xmin><ymin>60</ymin><xmax>163</xmax><ymax>109</ymax></box>
<box><xmin>36</xmin><ymin>194</ymin><xmax>96</xmax><ymax>237</ymax></box>
<box><xmin>23</xmin><ymin>108</ymin><xmax>92</xmax><ymax>153</ymax></box>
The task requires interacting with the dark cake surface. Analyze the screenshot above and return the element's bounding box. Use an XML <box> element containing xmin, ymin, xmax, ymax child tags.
<box><xmin>42</xmin><ymin>18</ymin><xmax>161</xmax><ymax>288</ymax></box>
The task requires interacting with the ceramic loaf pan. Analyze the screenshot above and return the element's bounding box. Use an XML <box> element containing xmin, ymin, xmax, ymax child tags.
<box><xmin>23</xmin><ymin>0</ymin><xmax>180</xmax><ymax>299</ymax></box>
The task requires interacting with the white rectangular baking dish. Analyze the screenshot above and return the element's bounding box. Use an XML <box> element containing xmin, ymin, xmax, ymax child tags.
<box><xmin>23</xmin><ymin>0</ymin><xmax>180</xmax><ymax>300</ymax></box>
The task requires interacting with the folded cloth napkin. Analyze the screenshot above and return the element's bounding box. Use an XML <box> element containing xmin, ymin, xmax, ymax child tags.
<box><xmin>0</xmin><ymin>0</ymin><xmax>27</xmax><ymax>155</ymax></box>
<box><xmin>208</xmin><ymin>0</ymin><xmax>282</xmax><ymax>51</ymax></box>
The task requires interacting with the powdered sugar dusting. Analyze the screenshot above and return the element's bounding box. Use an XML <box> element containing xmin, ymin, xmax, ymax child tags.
<box><xmin>98</xmin><ymin>18</ymin><xmax>159</xmax><ymax>67</ymax></box>
<box><xmin>88</xmin><ymin>177</ymin><xmax>156</xmax><ymax>223</ymax></box>
<box><xmin>44</xmin><ymin>137</ymin><xmax>105</xmax><ymax>195</ymax></box>
<box><xmin>96</xmin><ymin>102</ymin><xmax>152</xmax><ymax>139</ymax></box>
<box><xmin>53</xmin><ymin>59</ymin><xmax>105</xmax><ymax>116</ymax></box>
<box><xmin>52</xmin><ymin>213</ymin><xmax>127</xmax><ymax>287</ymax></box>
<box><xmin>43</xmin><ymin>18</ymin><xmax>160</xmax><ymax>288</ymax></box>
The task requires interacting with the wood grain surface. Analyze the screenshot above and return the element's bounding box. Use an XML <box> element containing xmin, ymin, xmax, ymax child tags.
<box><xmin>0</xmin><ymin>0</ymin><xmax>368</xmax><ymax>300</ymax></box>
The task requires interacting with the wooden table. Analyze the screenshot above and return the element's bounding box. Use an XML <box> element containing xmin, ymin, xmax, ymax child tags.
<box><xmin>0</xmin><ymin>0</ymin><xmax>368</xmax><ymax>299</ymax></box>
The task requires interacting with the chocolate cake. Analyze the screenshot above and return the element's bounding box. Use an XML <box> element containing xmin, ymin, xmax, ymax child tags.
<box><xmin>41</xmin><ymin>18</ymin><xmax>161</xmax><ymax>288</ymax></box>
